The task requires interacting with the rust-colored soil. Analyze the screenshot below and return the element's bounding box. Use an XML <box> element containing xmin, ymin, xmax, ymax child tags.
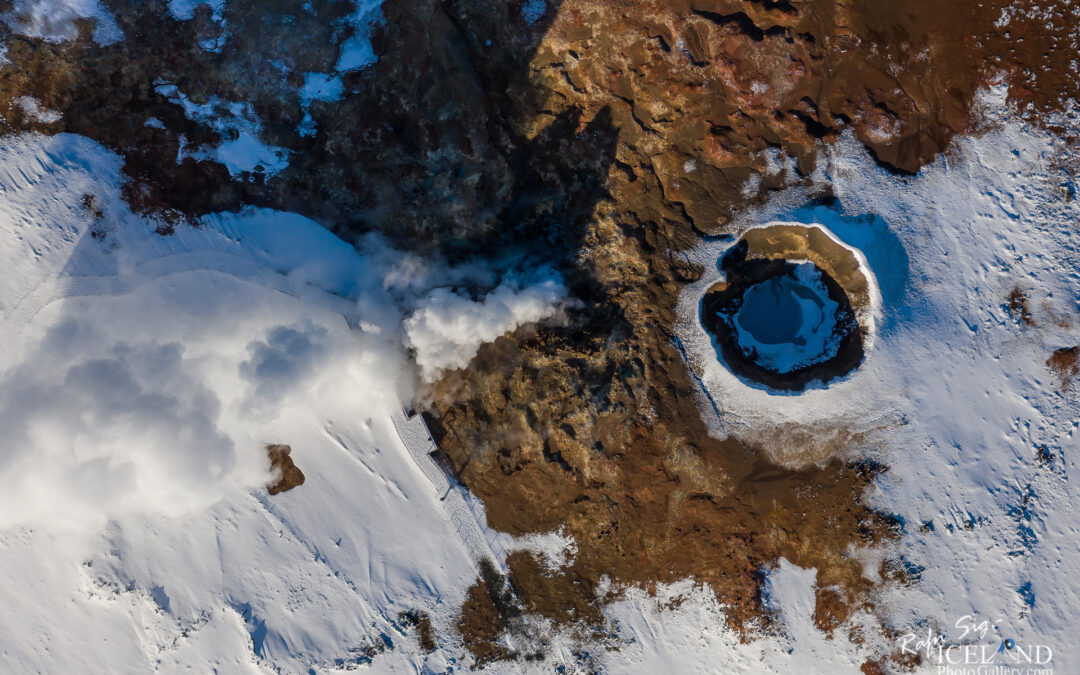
<box><xmin>457</xmin><ymin>563</ymin><xmax>518</xmax><ymax>667</ymax></box>
<box><xmin>1048</xmin><ymin>346</ymin><xmax>1079</xmax><ymax>391</ymax></box>
<box><xmin>742</xmin><ymin>224</ymin><xmax>871</xmax><ymax>311</ymax></box>
<box><xmin>266</xmin><ymin>444</ymin><xmax>305</xmax><ymax>495</ymax></box>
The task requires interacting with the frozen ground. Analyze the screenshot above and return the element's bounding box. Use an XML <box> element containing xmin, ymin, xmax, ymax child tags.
<box><xmin>0</xmin><ymin>0</ymin><xmax>122</xmax><ymax>45</ymax></box>
<box><xmin>0</xmin><ymin>133</ymin><xmax>567</xmax><ymax>673</ymax></box>
<box><xmin>670</xmin><ymin>87</ymin><xmax>1080</xmax><ymax>672</ymax></box>
<box><xmin>153</xmin><ymin>83</ymin><xmax>292</xmax><ymax>178</ymax></box>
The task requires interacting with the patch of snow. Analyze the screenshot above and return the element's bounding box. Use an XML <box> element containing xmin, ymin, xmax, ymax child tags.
<box><xmin>298</xmin><ymin>112</ymin><xmax>318</xmax><ymax>137</ymax></box>
<box><xmin>166</xmin><ymin>0</ymin><xmax>228</xmax><ymax>50</ymax></box>
<box><xmin>495</xmin><ymin>528</ymin><xmax>578</xmax><ymax>574</ymax></box>
<box><xmin>1</xmin><ymin>0</ymin><xmax>122</xmax><ymax>44</ymax></box>
<box><xmin>167</xmin><ymin>0</ymin><xmax>225</xmax><ymax>22</ymax></box>
<box><xmin>214</xmin><ymin>129</ymin><xmax>290</xmax><ymax>176</ymax></box>
<box><xmin>155</xmin><ymin>83</ymin><xmax>291</xmax><ymax>177</ymax></box>
<box><xmin>300</xmin><ymin>72</ymin><xmax>345</xmax><ymax>107</ymax></box>
<box><xmin>761</xmin><ymin>146</ymin><xmax>788</xmax><ymax>178</ymax></box>
<box><xmin>11</xmin><ymin>95</ymin><xmax>61</xmax><ymax>123</ymax></box>
<box><xmin>335</xmin><ymin>0</ymin><xmax>385</xmax><ymax>72</ymax></box>
<box><xmin>741</xmin><ymin>171</ymin><xmax>762</xmax><ymax>198</ymax></box>
<box><xmin>591</xmin><ymin>561</ymin><xmax>869</xmax><ymax>673</ymax></box>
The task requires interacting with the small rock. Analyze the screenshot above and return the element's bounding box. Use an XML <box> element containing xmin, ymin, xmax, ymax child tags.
<box><xmin>266</xmin><ymin>444</ymin><xmax>305</xmax><ymax>495</ymax></box>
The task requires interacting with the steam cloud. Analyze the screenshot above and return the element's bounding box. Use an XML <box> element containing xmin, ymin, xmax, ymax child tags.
<box><xmin>404</xmin><ymin>272</ymin><xmax>571</xmax><ymax>380</ymax></box>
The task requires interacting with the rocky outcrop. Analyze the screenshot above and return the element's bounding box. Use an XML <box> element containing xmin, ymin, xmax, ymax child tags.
<box><xmin>266</xmin><ymin>444</ymin><xmax>305</xmax><ymax>495</ymax></box>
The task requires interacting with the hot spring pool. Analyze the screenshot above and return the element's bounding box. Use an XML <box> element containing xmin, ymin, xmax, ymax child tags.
<box><xmin>731</xmin><ymin>263</ymin><xmax>840</xmax><ymax>373</ymax></box>
<box><xmin>698</xmin><ymin>224</ymin><xmax>872</xmax><ymax>391</ymax></box>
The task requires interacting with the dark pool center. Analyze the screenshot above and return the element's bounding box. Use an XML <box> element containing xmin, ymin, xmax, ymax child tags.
<box><xmin>736</xmin><ymin>271</ymin><xmax>828</xmax><ymax>347</ymax></box>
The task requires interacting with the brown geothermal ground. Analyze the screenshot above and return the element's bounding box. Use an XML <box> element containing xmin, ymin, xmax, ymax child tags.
<box><xmin>0</xmin><ymin>0</ymin><xmax>1078</xmax><ymax>669</ymax></box>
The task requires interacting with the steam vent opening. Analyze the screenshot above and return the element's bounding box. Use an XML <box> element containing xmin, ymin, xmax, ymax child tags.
<box><xmin>700</xmin><ymin>224</ymin><xmax>874</xmax><ymax>391</ymax></box>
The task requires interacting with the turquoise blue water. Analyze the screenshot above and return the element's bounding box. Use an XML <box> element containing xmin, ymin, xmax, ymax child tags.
<box><xmin>735</xmin><ymin>274</ymin><xmax>825</xmax><ymax>347</ymax></box>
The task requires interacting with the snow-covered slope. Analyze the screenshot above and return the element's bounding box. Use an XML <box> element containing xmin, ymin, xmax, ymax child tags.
<box><xmin>0</xmin><ymin>133</ymin><xmax>564</xmax><ymax>673</ymax></box>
